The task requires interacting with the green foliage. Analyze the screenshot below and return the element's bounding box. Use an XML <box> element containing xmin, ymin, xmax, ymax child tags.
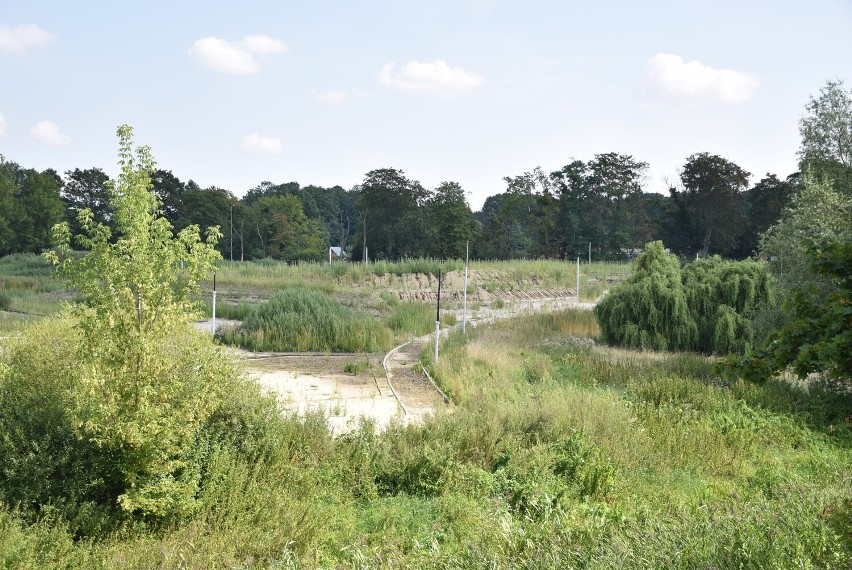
<box><xmin>596</xmin><ymin>242</ymin><xmax>773</xmax><ymax>354</ymax></box>
<box><xmin>221</xmin><ymin>287</ymin><xmax>393</xmax><ymax>352</ymax></box>
<box><xmin>681</xmin><ymin>256</ymin><xmax>774</xmax><ymax>354</ymax></box>
<box><xmin>726</xmin><ymin>241</ymin><xmax>852</xmax><ymax>385</ymax></box>
<box><xmin>29</xmin><ymin>125</ymin><xmax>231</xmax><ymax>519</ymax></box>
<box><xmin>760</xmin><ymin>176</ymin><xmax>852</xmax><ymax>296</ymax></box>
<box><xmin>0</xmin><ymin>307</ymin><xmax>850</xmax><ymax>567</ymax></box>
<box><xmin>799</xmin><ymin>79</ymin><xmax>852</xmax><ymax>194</ymax></box>
<box><xmin>595</xmin><ymin>241</ymin><xmax>696</xmax><ymax>351</ymax></box>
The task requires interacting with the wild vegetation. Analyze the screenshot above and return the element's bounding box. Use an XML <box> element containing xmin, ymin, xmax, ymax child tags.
<box><xmin>219</xmin><ymin>287</ymin><xmax>393</xmax><ymax>352</ymax></box>
<box><xmin>1</xmin><ymin>308</ymin><xmax>849</xmax><ymax>568</ymax></box>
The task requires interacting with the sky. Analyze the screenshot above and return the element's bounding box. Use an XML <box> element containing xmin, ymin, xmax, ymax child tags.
<box><xmin>1</xmin><ymin>0</ymin><xmax>850</xmax><ymax>210</ymax></box>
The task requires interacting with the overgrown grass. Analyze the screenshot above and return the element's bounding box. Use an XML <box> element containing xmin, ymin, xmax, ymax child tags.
<box><xmin>3</xmin><ymin>307</ymin><xmax>849</xmax><ymax>568</ymax></box>
<box><xmin>218</xmin><ymin>287</ymin><xmax>393</xmax><ymax>352</ymax></box>
<box><xmin>0</xmin><ymin>254</ymin><xmax>68</xmax><ymax>318</ymax></box>
<box><xmin>388</xmin><ymin>301</ymin><xmax>457</xmax><ymax>337</ymax></box>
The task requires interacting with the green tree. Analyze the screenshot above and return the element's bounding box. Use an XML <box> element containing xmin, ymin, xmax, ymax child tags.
<box><xmin>250</xmin><ymin>194</ymin><xmax>325</xmax><ymax>261</ymax></box>
<box><xmin>0</xmin><ymin>156</ymin><xmax>19</xmax><ymax>255</ymax></box>
<box><xmin>595</xmin><ymin>241</ymin><xmax>696</xmax><ymax>351</ymax></box>
<box><xmin>727</xmin><ymin>241</ymin><xmax>851</xmax><ymax>385</ymax></box>
<box><xmin>355</xmin><ymin>168</ymin><xmax>429</xmax><ymax>261</ymax></box>
<box><xmin>737</xmin><ymin>173</ymin><xmax>796</xmax><ymax>257</ymax></box>
<box><xmin>44</xmin><ymin>125</ymin><xmax>224</xmax><ymax>517</ymax></box>
<box><xmin>799</xmin><ymin>79</ymin><xmax>852</xmax><ymax>194</ymax></box>
<box><xmin>13</xmin><ymin>168</ymin><xmax>65</xmax><ymax>253</ymax></box>
<box><xmin>676</xmin><ymin>153</ymin><xmax>750</xmax><ymax>258</ymax></box>
<box><xmin>62</xmin><ymin>167</ymin><xmax>113</xmax><ymax>235</ymax></box>
<box><xmin>760</xmin><ymin>176</ymin><xmax>852</xmax><ymax>295</ymax></box>
<box><xmin>548</xmin><ymin>154</ymin><xmax>647</xmax><ymax>260</ymax></box>
<box><xmin>427</xmin><ymin>181</ymin><xmax>473</xmax><ymax>259</ymax></box>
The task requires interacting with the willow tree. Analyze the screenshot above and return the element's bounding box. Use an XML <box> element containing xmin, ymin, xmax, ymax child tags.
<box><xmin>681</xmin><ymin>257</ymin><xmax>774</xmax><ymax>354</ymax></box>
<box><xmin>595</xmin><ymin>241</ymin><xmax>696</xmax><ymax>351</ymax></box>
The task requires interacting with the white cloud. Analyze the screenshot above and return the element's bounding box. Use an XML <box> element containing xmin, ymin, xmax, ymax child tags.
<box><xmin>0</xmin><ymin>24</ymin><xmax>55</xmax><ymax>54</ymax></box>
<box><xmin>380</xmin><ymin>59</ymin><xmax>484</xmax><ymax>96</ymax></box>
<box><xmin>30</xmin><ymin>120</ymin><xmax>71</xmax><ymax>145</ymax></box>
<box><xmin>0</xmin><ymin>114</ymin><xmax>6</xmax><ymax>136</ymax></box>
<box><xmin>241</xmin><ymin>133</ymin><xmax>283</xmax><ymax>154</ymax></box>
<box><xmin>189</xmin><ymin>34</ymin><xmax>287</xmax><ymax>75</ymax></box>
<box><xmin>240</xmin><ymin>35</ymin><xmax>288</xmax><ymax>54</ymax></box>
<box><xmin>646</xmin><ymin>53</ymin><xmax>758</xmax><ymax>104</ymax></box>
<box><xmin>313</xmin><ymin>89</ymin><xmax>349</xmax><ymax>104</ymax></box>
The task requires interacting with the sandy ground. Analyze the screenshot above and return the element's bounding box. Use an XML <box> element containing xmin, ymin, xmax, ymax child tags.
<box><xmin>196</xmin><ymin>294</ymin><xmax>594</xmax><ymax>435</ymax></box>
<box><xmin>255</xmin><ymin>369</ymin><xmax>401</xmax><ymax>435</ymax></box>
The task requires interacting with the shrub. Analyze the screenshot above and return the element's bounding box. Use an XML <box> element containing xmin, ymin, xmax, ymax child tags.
<box><xmin>595</xmin><ymin>241</ymin><xmax>696</xmax><ymax>351</ymax></box>
<box><xmin>221</xmin><ymin>287</ymin><xmax>393</xmax><ymax>352</ymax></box>
<box><xmin>596</xmin><ymin>241</ymin><xmax>774</xmax><ymax>355</ymax></box>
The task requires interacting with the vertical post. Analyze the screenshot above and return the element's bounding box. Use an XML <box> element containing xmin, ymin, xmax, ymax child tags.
<box><xmin>462</xmin><ymin>241</ymin><xmax>469</xmax><ymax>334</ymax></box>
<box><xmin>212</xmin><ymin>272</ymin><xmax>217</xmax><ymax>335</ymax></box>
<box><xmin>588</xmin><ymin>242</ymin><xmax>591</xmax><ymax>264</ymax></box>
<box><xmin>329</xmin><ymin>247</ymin><xmax>332</xmax><ymax>264</ymax></box>
<box><xmin>576</xmin><ymin>257</ymin><xmax>580</xmax><ymax>302</ymax></box>
<box><xmin>435</xmin><ymin>269</ymin><xmax>442</xmax><ymax>362</ymax></box>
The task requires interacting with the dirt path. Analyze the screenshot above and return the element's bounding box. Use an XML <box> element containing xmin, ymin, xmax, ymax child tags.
<box><xmin>383</xmin><ymin>339</ymin><xmax>451</xmax><ymax>426</ymax></box>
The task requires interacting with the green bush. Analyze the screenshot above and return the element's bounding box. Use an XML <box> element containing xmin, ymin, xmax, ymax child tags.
<box><xmin>220</xmin><ymin>287</ymin><xmax>393</xmax><ymax>352</ymax></box>
<box><xmin>596</xmin><ymin>241</ymin><xmax>774</xmax><ymax>355</ymax></box>
<box><xmin>0</xmin><ymin>313</ymin><xmax>267</xmax><ymax>530</ymax></box>
<box><xmin>595</xmin><ymin>241</ymin><xmax>696</xmax><ymax>351</ymax></box>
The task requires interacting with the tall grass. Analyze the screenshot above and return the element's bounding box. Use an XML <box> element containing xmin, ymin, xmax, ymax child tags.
<box><xmin>0</xmin><ymin>254</ymin><xmax>67</xmax><ymax>318</ymax></box>
<box><xmin>3</xmin><ymin>261</ymin><xmax>848</xmax><ymax>568</ymax></box>
<box><xmin>219</xmin><ymin>287</ymin><xmax>393</xmax><ymax>352</ymax></box>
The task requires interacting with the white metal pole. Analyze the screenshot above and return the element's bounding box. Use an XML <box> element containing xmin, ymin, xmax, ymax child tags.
<box><xmin>576</xmin><ymin>257</ymin><xmax>580</xmax><ymax>302</ymax></box>
<box><xmin>212</xmin><ymin>273</ymin><xmax>217</xmax><ymax>335</ymax></box>
<box><xmin>588</xmin><ymin>242</ymin><xmax>591</xmax><ymax>264</ymax></box>
<box><xmin>434</xmin><ymin>320</ymin><xmax>440</xmax><ymax>362</ymax></box>
<box><xmin>462</xmin><ymin>241</ymin><xmax>469</xmax><ymax>333</ymax></box>
<box><xmin>435</xmin><ymin>269</ymin><xmax>442</xmax><ymax>362</ymax></box>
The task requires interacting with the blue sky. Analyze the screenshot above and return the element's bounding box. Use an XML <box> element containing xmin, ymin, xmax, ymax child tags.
<box><xmin>1</xmin><ymin>0</ymin><xmax>850</xmax><ymax>208</ymax></box>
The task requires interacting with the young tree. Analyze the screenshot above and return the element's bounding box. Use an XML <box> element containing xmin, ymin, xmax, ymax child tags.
<box><xmin>45</xmin><ymin>125</ymin><xmax>225</xmax><ymax>517</ymax></box>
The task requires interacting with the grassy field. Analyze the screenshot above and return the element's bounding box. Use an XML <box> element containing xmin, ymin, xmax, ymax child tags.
<box><xmin>1</xmin><ymin>307</ymin><xmax>849</xmax><ymax>568</ymax></box>
<box><xmin>205</xmin><ymin>258</ymin><xmax>624</xmax><ymax>306</ymax></box>
<box><xmin>0</xmin><ymin>254</ymin><xmax>69</xmax><ymax>319</ymax></box>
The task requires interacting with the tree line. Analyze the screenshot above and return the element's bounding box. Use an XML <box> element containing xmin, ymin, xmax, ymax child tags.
<box><xmin>1</xmin><ymin>80</ymin><xmax>849</xmax><ymax>263</ymax></box>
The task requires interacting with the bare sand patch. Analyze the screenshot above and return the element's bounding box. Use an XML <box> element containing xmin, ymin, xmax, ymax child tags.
<box><xmin>254</xmin><ymin>369</ymin><xmax>400</xmax><ymax>435</ymax></box>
